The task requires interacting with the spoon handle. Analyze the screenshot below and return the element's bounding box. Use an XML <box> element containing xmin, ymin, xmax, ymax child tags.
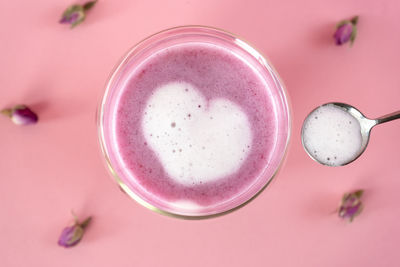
<box><xmin>375</xmin><ymin>110</ymin><xmax>400</xmax><ymax>125</ymax></box>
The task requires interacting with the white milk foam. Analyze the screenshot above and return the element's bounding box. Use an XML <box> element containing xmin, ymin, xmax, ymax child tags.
<box><xmin>302</xmin><ymin>104</ymin><xmax>362</xmax><ymax>166</ymax></box>
<box><xmin>142</xmin><ymin>82</ymin><xmax>252</xmax><ymax>185</ymax></box>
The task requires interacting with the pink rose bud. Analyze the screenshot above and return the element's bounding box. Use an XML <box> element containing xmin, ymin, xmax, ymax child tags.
<box><xmin>58</xmin><ymin>213</ymin><xmax>91</xmax><ymax>248</ymax></box>
<box><xmin>60</xmin><ymin>1</ymin><xmax>97</xmax><ymax>28</ymax></box>
<box><xmin>338</xmin><ymin>190</ymin><xmax>363</xmax><ymax>222</ymax></box>
<box><xmin>334</xmin><ymin>16</ymin><xmax>358</xmax><ymax>46</ymax></box>
<box><xmin>1</xmin><ymin>105</ymin><xmax>38</xmax><ymax>125</ymax></box>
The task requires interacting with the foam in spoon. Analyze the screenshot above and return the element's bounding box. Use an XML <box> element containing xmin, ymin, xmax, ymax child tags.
<box><xmin>302</xmin><ymin>104</ymin><xmax>362</xmax><ymax>166</ymax></box>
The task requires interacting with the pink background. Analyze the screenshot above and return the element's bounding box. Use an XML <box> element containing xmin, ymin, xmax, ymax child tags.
<box><xmin>1</xmin><ymin>0</ymin><xmax>399</xmax><ymax>266</ymax></box>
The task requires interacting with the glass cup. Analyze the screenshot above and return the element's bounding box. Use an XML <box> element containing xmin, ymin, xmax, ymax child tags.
<box><xmin>98</xmin><ymin>26</ymin><xmax>291</xmax><ymax>219</ymax></box>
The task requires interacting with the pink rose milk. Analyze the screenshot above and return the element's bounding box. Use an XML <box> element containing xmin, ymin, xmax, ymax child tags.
<box><xmin>99</xmin><ymin>28</ymin><xmax>290</xmax><ymax>217</ymax></box>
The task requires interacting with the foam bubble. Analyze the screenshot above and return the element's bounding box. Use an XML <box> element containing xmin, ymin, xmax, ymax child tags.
<box><xmin>142</xmin><ymin>82</ymin><xmax>252</xmax><ymax>185</ymax></box>
<box><xmin>302</xmin><ymin>104</ymin><xmax>362</xmax><ymax>166</ymax></box>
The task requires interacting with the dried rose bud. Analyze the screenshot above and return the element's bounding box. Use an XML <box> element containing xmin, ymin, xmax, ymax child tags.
<box><xmin>58</xmin><ymin>213</ymin><xmax>91</xmax><ymax>248</ymax></box>
<box><xmin>334</xmin><ymin>16</ymin><xmax>358</xmax><ymax>46</ymax></box>
<box><xmin>59</xmin><ymin>1</ymin><xmax>97</xmax><ymax>28</ymax></box>
<box><xmin>338</xmin><ymin>189</ymin><xmax>363</xmax><ymax>222</ymax></box>
<box><xmin>1</xmin><ymin>105</ymin><xmax>38</xmax><ymax>125</ymax></box>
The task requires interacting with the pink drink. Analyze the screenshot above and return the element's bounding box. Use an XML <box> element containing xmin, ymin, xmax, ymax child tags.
<box><xmin>99</xmin><ymin>27</ymin><xmax>290</xmax><ymax>217</ymax></box>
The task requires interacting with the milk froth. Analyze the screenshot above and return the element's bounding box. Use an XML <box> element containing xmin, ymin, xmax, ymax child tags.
<box><xmin>142</xmin><ymin>82</ymin><xmax>252</xmax><ymax>185</ymax></box>
<box><xmin>302</xmin><ymin>104</ymin><xmax>362</xmax><ymax>166</ymax></box>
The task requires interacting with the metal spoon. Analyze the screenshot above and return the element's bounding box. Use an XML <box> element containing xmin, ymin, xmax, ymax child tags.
<box><xmin>301</xmin><ymin>102</ymin><xmax>400</xmax><ymax>166</ymax></box>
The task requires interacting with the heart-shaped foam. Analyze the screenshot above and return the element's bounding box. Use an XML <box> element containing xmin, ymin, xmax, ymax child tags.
<box><xmin>142</xmin><ymin>82</ymin><xmax>252</xmax><ymax>186</ymax></box>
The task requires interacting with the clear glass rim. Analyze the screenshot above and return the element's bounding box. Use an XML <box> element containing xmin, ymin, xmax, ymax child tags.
<box><xmin>97</xmin><ymin>25</ymin><xmax>292</xmax><ymax>219</ymax></box>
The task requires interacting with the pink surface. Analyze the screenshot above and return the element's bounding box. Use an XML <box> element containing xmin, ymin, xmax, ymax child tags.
<box><xmin>1</xmin><ymin>0</ymin><xmax>399</xmax><ymax>266</ymax></box>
